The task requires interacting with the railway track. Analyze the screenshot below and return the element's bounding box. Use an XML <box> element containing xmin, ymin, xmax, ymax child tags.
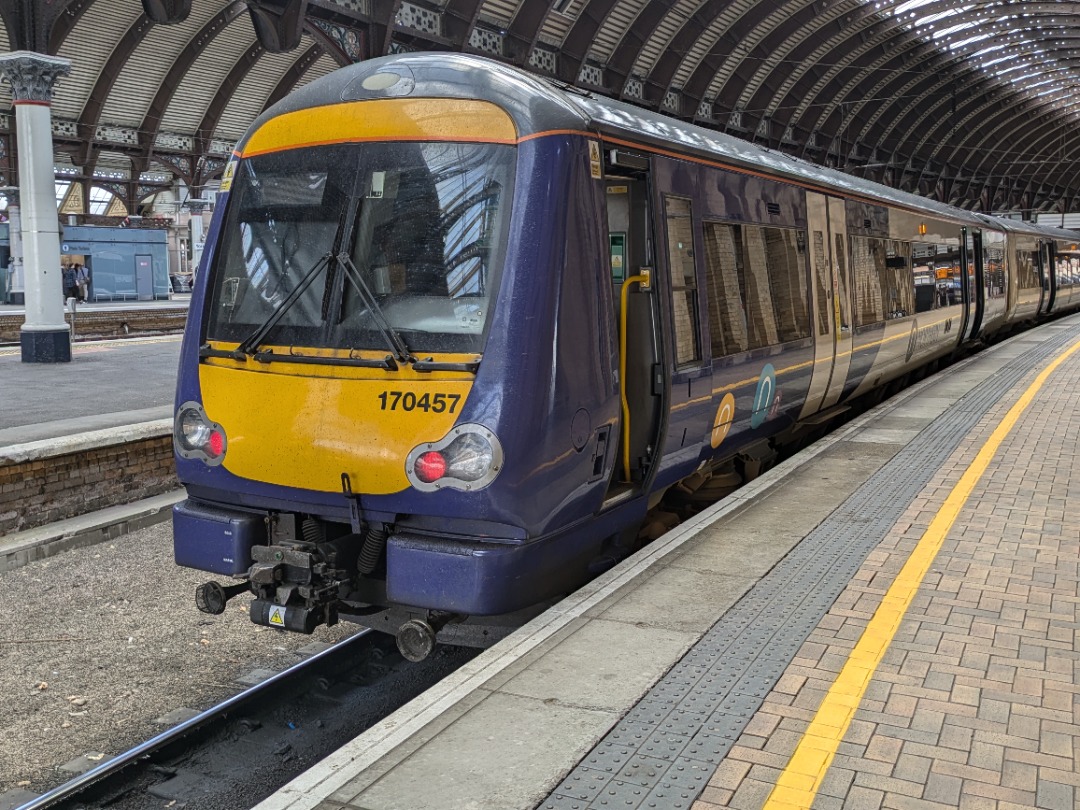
<box><xmin>17</xmin><ymin>630</ymin><xmax>478</xmax><ymax>810</ymax></box>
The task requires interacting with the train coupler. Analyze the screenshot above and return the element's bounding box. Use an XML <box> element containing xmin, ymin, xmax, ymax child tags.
<box><xmin>245</xmin><ymin>537</ymin><xmax>358</xmax><ymax>633</ymax></box>
<box><xmin>195</xmin><ymin>580</ymin><xmax>250</xmax><ymax>615</ymax></box>
<box><xmin>250</xmin><ymin>598</ymin><xmax>328</xmax><ymax>634</ymax></box>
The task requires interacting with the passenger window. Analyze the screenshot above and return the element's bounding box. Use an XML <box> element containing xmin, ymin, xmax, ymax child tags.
<box><xmin>813</xmin><ymin>231</ymin><xmax>830</xmax><ymax>337</ymax></box>
<box><xmin>701</xmin><ymin>222</ymin><xmax>811</xmax><ymax>356</ymax></box>
<box><xmin>983</xmin><ymin>232</ymin><xmax>1006</xmax><ymax>299</ymax></box>
<box><xmin>850</xmin><ymin>237</ymin><xmax>913</xmax><ymax>326</ymax></box>
<box><xmin>1015</xmin><ymin>250</ymin><xmax>1040</xmax><ymax>290</ymax></box>
<box><xmin>912</xmin><ymin>242</ymin><xmax>962</xmax><ymax>312</ymax></box>
<box><xmin>835</xmin><ymin>234</ymin><xmax>850</xmax><ymax>331</ymax></box>
<box><xmin>664</xmin><ymin>197</ymin><xmax>701</xmax><ymax>367</ymax></box>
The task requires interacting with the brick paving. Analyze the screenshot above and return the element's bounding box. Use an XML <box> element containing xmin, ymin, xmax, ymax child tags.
<box><xmin>693</xmin><ymin>350</ymin><xmax>1080</xmax><ymax>810</ymax></box>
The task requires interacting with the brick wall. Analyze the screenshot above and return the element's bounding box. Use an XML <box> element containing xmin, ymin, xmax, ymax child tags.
<box><xmin>0</xmin><ymin>424</ymin><xmax>177</xmax><ymax>536</ymax></box>
<box><xmin>0</xmin><ymin>307</ymin><xmax>187</xmax><ymax>343</ymax></box>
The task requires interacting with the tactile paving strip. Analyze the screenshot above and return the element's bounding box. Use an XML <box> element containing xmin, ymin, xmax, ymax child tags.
<box><xmin>542</xmin><ymin>323</ymin><xmax>1080</xmax><ymax>810</ymax></box>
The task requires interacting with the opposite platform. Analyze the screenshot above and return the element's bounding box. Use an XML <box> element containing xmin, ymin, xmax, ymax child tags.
<box><xmin>257</xmin><ymin>314</ymin><xmax>1080</xmax><ymax>810</ymax></box>
<box><xmin>0</xmin><ymin>334</ymin><xmax>180</xmax><ymax>447</ymax></box>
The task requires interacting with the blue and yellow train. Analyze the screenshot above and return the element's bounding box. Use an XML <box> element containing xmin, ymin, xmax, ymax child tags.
<box><xmin>172</xmin><ymin>53</ymin><xmax>1080</xmax><ymax>660</ymax></box>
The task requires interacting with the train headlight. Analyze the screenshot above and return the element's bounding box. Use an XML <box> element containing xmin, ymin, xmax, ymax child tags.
<box><xmin>174</xmin><ymin>401</ymin><xmax>227</xmax><ymax>466</ymax></box>
<box><xmin>406</xmin><ymin>424</ymin><xmax>503</xmax><ymax>492</ymax></box>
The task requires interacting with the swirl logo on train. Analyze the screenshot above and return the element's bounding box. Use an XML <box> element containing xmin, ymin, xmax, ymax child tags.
<box><xmin>751</xmin><ymin>363</ymin><xmax>781</xmax><ymax>430</ymax></box>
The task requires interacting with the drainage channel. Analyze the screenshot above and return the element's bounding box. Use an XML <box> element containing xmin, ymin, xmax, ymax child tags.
<box><xmin>15</xmin><ymin>630</ymin><xmax>479</xmax><ymax>810</ymax></box>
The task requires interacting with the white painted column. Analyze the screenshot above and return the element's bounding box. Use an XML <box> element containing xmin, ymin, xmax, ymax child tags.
<box><xmin>6</xmin><ymin>199</ymin><xmax>22</xmax><ymax>301</ymax></box>
<box><xmin>0</xmin><ymin>52</ymin><xmax>72</xmax><ymax>362</ymax></box>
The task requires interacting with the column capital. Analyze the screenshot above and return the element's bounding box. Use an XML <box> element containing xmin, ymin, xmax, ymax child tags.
<box><xmin>0</xmin><ymin>52</ymin><xmax>72</xmax><ymax>105</ymax></box>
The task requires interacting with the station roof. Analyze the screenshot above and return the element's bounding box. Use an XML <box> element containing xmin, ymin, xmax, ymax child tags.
<box><xmin>1</xmin><ymin>0</ymin><xmax>1078</xmax><ymax>215</ymax></box>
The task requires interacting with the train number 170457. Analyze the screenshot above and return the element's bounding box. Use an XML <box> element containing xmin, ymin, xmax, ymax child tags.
<box><xmin>377</xmin><ymin>391</ymin><xmax>461</xmax><ymax>414</ymax></box>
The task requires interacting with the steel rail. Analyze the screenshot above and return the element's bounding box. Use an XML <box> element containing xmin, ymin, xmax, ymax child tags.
<box><xmin>16</xmin><ymin>628</ymin><xmax>373</xmax><ymax>810</ymax></box>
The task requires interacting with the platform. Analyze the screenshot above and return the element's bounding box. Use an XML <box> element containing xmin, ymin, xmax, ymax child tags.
<box><xmin>254</xmin><ymin>313</ymin><xmax>1080</xmax><ymax>810</ymax></box>
<box><xmin>0</xmin><ymin>334</ymin><xmax>180</xmax><ymax>447</ymax></box>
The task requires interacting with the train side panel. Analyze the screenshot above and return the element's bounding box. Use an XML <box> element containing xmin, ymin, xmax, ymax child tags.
<box><xmin>648</xmin><ymin>154</ymin><xmax>818</xmax><ymax>490</ymax></box>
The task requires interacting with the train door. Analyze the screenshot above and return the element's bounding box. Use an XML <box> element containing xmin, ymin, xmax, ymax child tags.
<box><xmin>1044</xmin><ymin>241</ymin><xmax>1058</xmax><ymax>313</ymax></box>
<box><xmin>802</xmin><ymin>193</ymin><xmax>854</xmax><ymax>416</ymax></box>
<box><xmin>604</xmin><ymin>161</ymin><xmax>664</xmax><ymax>500</ymax></box>
<box><xmin>967</xmin><ymin>228</ymin><xmax>985</xmax><ymax>338</ymax></box>
<box><xmin>801</xmin><ymin>193</ymin><xmax>834</xmax><ymax>416</ymax></box>
<box><xmin>1036</xmin><ymin>241</ymin><xmax>1049</xmax><ymax>316</ymax></box>
<box><xmin>816</xmin><ymin>196</ymin><xmax>852</xmax><ymax>410</ymax></box>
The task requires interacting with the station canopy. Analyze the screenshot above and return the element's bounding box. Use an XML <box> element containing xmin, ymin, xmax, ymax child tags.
<box><xmin>0</xmin><ymin>0</ymin><xmax>1078</xmax><ymax>216</ymax></box>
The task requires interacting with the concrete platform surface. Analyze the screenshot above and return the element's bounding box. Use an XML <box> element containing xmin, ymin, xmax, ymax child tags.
<box><xmin>0</xmin><ymin>335</ymin><xmax>179</xmax><ymax>447</ymax></box>
<box><xmin>253</xmin><ymin>313</ymin><xmax>1080</xmax><ymax>810</ymax></box>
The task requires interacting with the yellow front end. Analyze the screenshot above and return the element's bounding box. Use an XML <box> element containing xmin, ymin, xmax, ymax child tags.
<box><xmin>201</xmin><ymin>344</ymin><xmax>475</xmax><ymax>495</ymax></box>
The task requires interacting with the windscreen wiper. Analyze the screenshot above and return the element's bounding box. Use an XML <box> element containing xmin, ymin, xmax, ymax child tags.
<box><xmin>233</xmin><ymin>252</ymin><xmax>333</xmax><ymax>357</ymax></box>
<box><xmin>249</xmin><ymin>348</ymin><xmax>400</xmax><ymax>370</ymax></box>
<box><xmin>334</xmin><ymin>251</ymin><xmax>413</xmax><ymax>365</ymax></box>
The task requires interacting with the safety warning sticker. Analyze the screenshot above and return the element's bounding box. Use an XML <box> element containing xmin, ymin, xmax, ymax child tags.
<box><xmin>219</xmin><ymin>159</ymin><xmax>237</xmax><ymax>192</ymax></box>
<box><xmin>268</xmin><ymin>605</ymin><xmax>286</xmax><ymax>627</ymax></box>
<box><xmin>589</xmin><ymin>141</ymin><xmax>602</xmax><ymax>179</ymax></box>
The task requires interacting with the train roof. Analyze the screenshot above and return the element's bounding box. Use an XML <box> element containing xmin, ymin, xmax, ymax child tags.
<box><xmin>246</xmin><ymin>52</ymin><xmax>1078</xmax><ymax>243</ymax></box>
<box><xmin>971</xmin><ymin>212</ymin><xmax>1079</xmax><ymax>242</ymax></box>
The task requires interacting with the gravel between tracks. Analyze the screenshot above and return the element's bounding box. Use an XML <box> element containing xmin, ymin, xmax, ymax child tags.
<box><xmin>1</xmin><ymin>522</ymin><xmax>356</xmax><ymax>793</ymax></box>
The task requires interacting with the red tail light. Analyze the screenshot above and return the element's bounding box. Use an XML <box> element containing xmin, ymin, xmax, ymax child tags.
<box><xmin>208</xmin><ymin>430</ymin><xmax>226</xmax><ymax>458</ymax></box>
<box><xmin>414</xmin><ymin>451</ymin><xmax>448</xmax><ymax>483</ymax></box>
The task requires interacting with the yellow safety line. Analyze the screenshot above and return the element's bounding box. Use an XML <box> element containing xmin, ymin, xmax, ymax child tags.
<box><xmin>763</xmin><ymin>335</ymin><xmax>1080</xmax><ymax>810</ymax></box>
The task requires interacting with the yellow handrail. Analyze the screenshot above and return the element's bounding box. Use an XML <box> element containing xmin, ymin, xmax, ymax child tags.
<box><xmin>619</xmin><ymin>268</ymin><xmax>651</xmax><ymax>482</ymax></box>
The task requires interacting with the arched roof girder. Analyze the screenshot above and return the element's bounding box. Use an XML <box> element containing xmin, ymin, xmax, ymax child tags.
<box><xmin>555</xmin><ymin>0</ymin><xmax>624</xmax><ymax>85</ymax></box>
<box><xmin>194</xmin><ymin>39</ymin><xmax>264</xmax><ymax>152</ymax></box>
<box><xmin>927</xmin><ymin>61</ymin><xmax>1080</xmax><ymax>175</ymax></box>
<box><xmin>845</xmin><ymin>37</ymin><xmax>1065</xmax><ymax>160</ymax></box>
<box><xmin>368</xmin><ymin>0</ymin><xmax>405</xmax><ymax>59</ymax></box>
<box><xmin>46</xmin><ymin>0</ymin><xmax>95</xmax><ymax>52</ymax></box>
<box><xmin>442</xmin><ymin>0</ymin><xmax>485</xmax><ymax>53</ymax></box>
<box><xmin>794</xmin><ymin>17</ymin><xmax>1062</xmax><ymax>169</ymax></box>
<box><xmin>933</xmin><ymin>50</ymin><xmax>1080</xmax><ymax>168</ymax></box>
<box><xmin>503</xmin><ymin>0</ymin><xmax>558</xmax><ymax>68</ymax></box>
<box><xmin>74</xmin><ymin>11</ymin><xmax>154</xmax><ymax>167</ymax></box>
<box><xmin>261</xmin><ymin>41</ymin><xmax>324</xmax><ymax>112</ymax></box>
<box><xmin>137</xmin><ymin>1</ymin><xmax>246</xmax><ymax>167</ymax></box>
<box><xmin>852</xmin><ymin>5</ymin><xmax>1080</xmax><ymax>139</ymax></box>
<box><xmin>855</xmin><ymin>51</ymin><xmax>993</xmax><ymax>161</ymax></box>
<box><xmin>777</xmin><ymin>15</ymin><xmax>939</xmax><ymax>145</ymax></box>
<box><xmin>607</xmin><ymin>0</ymin><xmax>792</xmax><ymax>111</ymax></box>
<box><xmin>669</xmin><ymin>0</ymin><xmax>846</xmax><ymax>125</ymax></box>
<box><xmin>704</xmin><ymin>0</ymin><xmax>853</xmax><ymax>124</ymax></box>
<box><xmin>605</xmin><ymin>2</ymin><xmax>671</xmax><ymax>101</ymax></box>
<box><xmin>990</xmin><ymin>98</ymin><xmax>1080</xmax><ymax>184</ymax></box>
<box><xmin>817</xmin><ymin>38</ymin><xmax>947</xmax><ymax>161</ymax></box>
<box><xmin>718</xmin><ymin>1</ymin><xmax>1080</xmax><ymax>178</ymax></box>
<box><xmin>735</xmin><ymin>3</ymin><xmax>902</xmax><ymax>146</ymax></box>
<box><xmin>684</xmin><ymin>0</ymin><xmax>864</xmax><ymax>120</ymax></box>
<box><xmin>867</xmin><ymin>44</ymin><xmax>1080</xmax><ymax>196</ymax></box>
<box><xmin>629</xmin><ymin>0</ymin><xmax>746</xmax><ymax>111</ymax></box>
<box><xmin>302</xmin><ymin>21</ymin><xmax>349</xmax><ymax>69</ymax></box>
<box><xmin>950</xmin><ymin>98</ymin><xmax>1080</xmax><ymax>203</ymax></box>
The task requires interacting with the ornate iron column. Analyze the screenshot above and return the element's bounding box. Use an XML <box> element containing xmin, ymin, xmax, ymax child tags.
<box><xmin>0</xmin><ymin>51</ymin><xmax>73</xmax><ymax>362</ymax></box>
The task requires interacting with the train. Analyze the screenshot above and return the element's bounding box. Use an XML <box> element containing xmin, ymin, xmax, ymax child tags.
<box><xmin>172</xmin><ymin>53</ymin><xmax>1080</xmax><ymax>661</ymax></box>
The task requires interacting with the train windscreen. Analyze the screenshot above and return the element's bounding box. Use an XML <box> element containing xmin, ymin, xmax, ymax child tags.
<box><xmin>204</xmin><ymin>141</ymin><xmax>515</xmax><ymax>355</ymax></box>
